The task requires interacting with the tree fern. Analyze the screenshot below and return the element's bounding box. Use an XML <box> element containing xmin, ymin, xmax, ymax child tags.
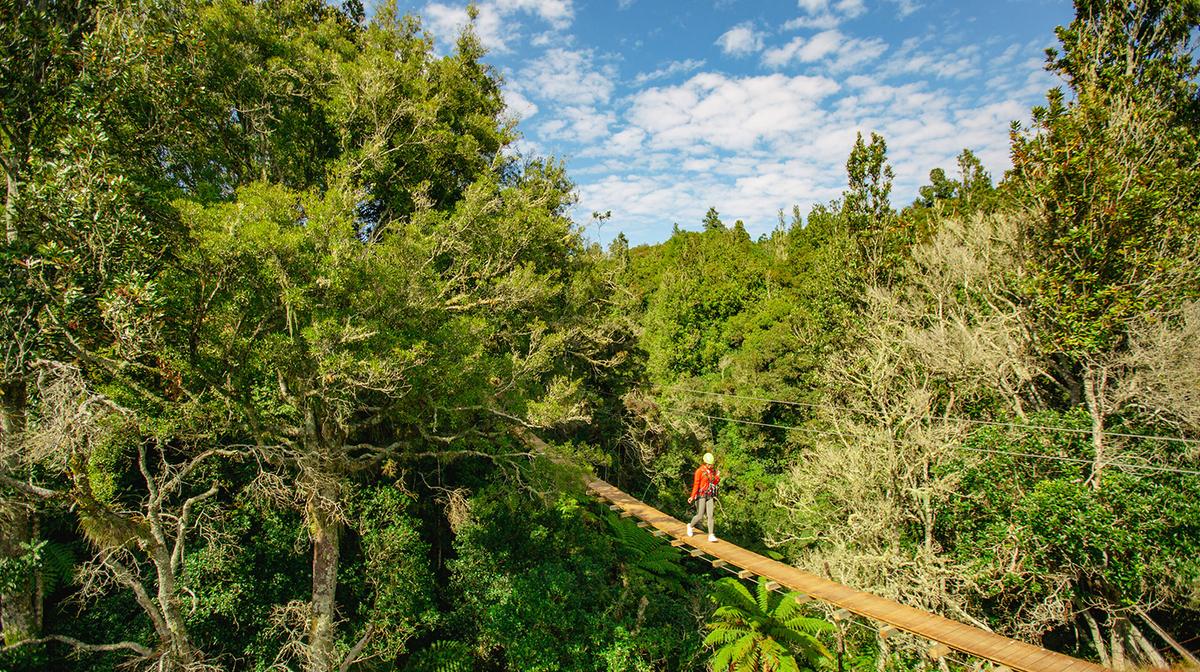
<box><xmin>605</xmin><ymin>512</ymin><xmax>686</xmax><ymax>593</ymax></box>
<box><xmin>0</xmin><ymin>540</ymin><xmax>76</xmax><ymax>596</ymax></box>
<box><xmin>40</xmin><ymin>540</ymin><xmax>77</xmax><ymax>596</ymax></box>
<box><xmin>405</xmin><ymin>639</ymin><xmax>472</xmax><ymax>672</ymax></box>
<box><xmin>706</xmin><ymin>576</ymin><xmax>834</xmax><ymax>672</ymax></box>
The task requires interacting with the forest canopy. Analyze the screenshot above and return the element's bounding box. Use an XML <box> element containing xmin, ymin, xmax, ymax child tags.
<box><xmin>1</xmin><ymin>0</ymin><xmax>1198</xmax><ymax>671</ymax></box>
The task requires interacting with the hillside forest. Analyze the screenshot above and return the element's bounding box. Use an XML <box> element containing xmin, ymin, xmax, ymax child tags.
<box><xmin>1</xmin><ymin>0</ymin><xmax>1199</xmax><ymax>671</ymax></box>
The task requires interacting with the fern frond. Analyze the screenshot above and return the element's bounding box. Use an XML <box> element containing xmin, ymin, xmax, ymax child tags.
<box><xmin>41</xmin><ymin>540</ymin><xmax>78</xmax><ymax>595</ymax></box>
<box><xmin>705</xmin><ymin>625</ymin><xmax>753</xmax><ymax>647</ymax></box>
<box><xmin>712</xmin><ymin>577</ymin><xmax>759</xmax><ymax>614</ymax></box>
<box><xmin>407</xmin><ymin>639</ymin><xmax>472</xmax><ymax>672</ymax></box>
<box><xmin>779</xmin><ymin>614</ymin><xmax>834</xmax><ymax>635</ymax></box>
<box><xmin>755</xmin><ymin>577</ymin><xmax>773</xmax><ymax>614</ymax></box>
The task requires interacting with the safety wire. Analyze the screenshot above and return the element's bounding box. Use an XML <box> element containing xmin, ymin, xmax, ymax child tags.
<box><xmin>597</xmin><ymin>408</ymin><xmax>1053</xmax><ymax>672</ymax></box>
<box><xmin>680</xmin><ymin>410</ymin><xmax>1200</xmax><ymax>477</ymax></box>
<box><xmin>662</xmin><ymin>391</ymin><xmax>1182</xmax><ymax>669</ymax></box>
<box><xmin>668</xmin><ymin>386</ymin><xmax>1200</xmax><ymax>447</ymax></box>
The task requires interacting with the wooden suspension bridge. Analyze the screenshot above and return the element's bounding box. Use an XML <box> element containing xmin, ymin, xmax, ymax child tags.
<box><xmin>582</xmin><ymin>473</ymin><xmax>1108</xmax><ymax>672</ymax></box>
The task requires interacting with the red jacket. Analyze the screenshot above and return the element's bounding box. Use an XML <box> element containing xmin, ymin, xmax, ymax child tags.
<box><xmin>690</xmin><ymin>465</ymin><xmax>720</xmax><ymax>499</ymax></box>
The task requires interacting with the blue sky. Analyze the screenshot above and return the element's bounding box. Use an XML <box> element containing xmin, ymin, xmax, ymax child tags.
<box><xmin>386</xmin><ymin>0</ymin><xmax>1074</xmax><ymax>245</ymax></box>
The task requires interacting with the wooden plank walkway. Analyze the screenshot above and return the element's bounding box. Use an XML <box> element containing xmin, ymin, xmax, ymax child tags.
<box><xmin>585</xmin><ymin>477</ymin><xmax>1107</xmax><ymax>672</ymax></box>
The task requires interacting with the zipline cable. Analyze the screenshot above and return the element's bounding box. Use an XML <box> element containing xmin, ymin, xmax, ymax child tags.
<box><xmin>681</xmin><ymin>411</ymin><xmax>1200</xmax><ymax>477</ymax></box>
<box><xmin>666</xmin><ymin>386</ymin><xmax>1200</xmax><ymax>446</ymax></box>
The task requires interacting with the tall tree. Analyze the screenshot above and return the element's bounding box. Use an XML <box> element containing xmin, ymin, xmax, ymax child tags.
<box><xmin>955</xmin><ymin>148</ymin><xmax>993</xmax><ymax>209</ymax></box>
<box><xmin>0</xmin><ymin>0</ymin><xmax>203</xmax><ymax>644</ymax></box>
<box><xmin>703</xmin><ymin>207</ymin><xmax>726</xmax><ymax>232</ymax></box>
<box><xmin>1010</xmin><ymin>0</ymin><xmax>1200</xmax><ymax>488</ymax></box>
<box><xmin>842</xmin><ymin>132</ymin><xmax>902</xmax><ymax>283</ymax></box>
<box><xmin>1009</xmin><ymin>1</ymin><xmax>1200</xmax><ymax>665</ymax></box>
<box><xmin>0</xmin><ymin>0</ymin><xmax>95</xmax><ymax>641</ymax></box>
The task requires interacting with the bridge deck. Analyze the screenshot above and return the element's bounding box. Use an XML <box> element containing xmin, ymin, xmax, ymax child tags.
<box><xmin>586</xmin><ymin>477</ymin><xmax>1106</xmax><ymax>672</ymax></box>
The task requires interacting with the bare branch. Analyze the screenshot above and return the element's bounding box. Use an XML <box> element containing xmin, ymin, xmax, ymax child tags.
<box><xmin>0</xmin><ymin>474</ymin><xmax>60</xmax><ymax>499</ymax></box>
<box><xmin>155</xmin><ymin>449</ymin><xmax>243</xmax><ymax>505</ymax></box>
<box><xmin>172</xmin><ymin>483</ymin><xmax>219</xmax><ymax>575</ymax></box>
<box><xmin>1</xmin><ymin>634</ymin><xmax>153</xmax><ymax>658</ymax></box>
<box><xmin>337</xmin><ymin>625</ymin><xmax>375</xmax><ymax>672</ymax></box>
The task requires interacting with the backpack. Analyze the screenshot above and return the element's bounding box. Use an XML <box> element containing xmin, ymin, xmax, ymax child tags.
<box><xmin>699</xmin><ymin>467</ymin><xmax>719</xmax><ymax>498</ymax></box>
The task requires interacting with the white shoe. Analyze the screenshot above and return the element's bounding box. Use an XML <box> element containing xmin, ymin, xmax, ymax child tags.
<box><xmin>687</xmin><ymin>524</ymin><xmax>694</xmax><ymax>537</ymax></box>
<box><xmin>708</xmin><ymin>534</ymin><xmax>718</xmax><ymax>543</ymax></box>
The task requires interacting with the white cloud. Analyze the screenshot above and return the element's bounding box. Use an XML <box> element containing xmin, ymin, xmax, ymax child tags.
<box><xmin>512</xmin><ymin>49</ymin><xmax>618</xmax><ymax>148</ymax></box>
<box><xmin>517</xmin><ymin>48</ymin><xmax>616</xmax><ymax>106</ymax></box>
<box><xmin>887</xmin><ymin>0</ymin><xmax>922</xmax><ymax>18</ymax></box>
<box><xmin>424</xmin><ymin>3</ymin><xmax>507</xmax><ymax>51</ymax></box>
<box><xmin>421</xmin><ymin>0</ymin><xmax>574</xmax><ymax>52</ymax></box>
<box><xmin>878</xmin><ymin>40</ymin><xmax>982</xmax><ymax>80</ymax></box>
<box><xmin>716</xmin><ymin>23</ymin><xmax>764</xmax><ymax>57</ymax></box>
<box><xmin>493</xmin><ymin>0</ymin><xmax>573</xmax><ymax>29</ymax></box>
<box><xmin>633</xmin><ymin>59</ymin><xmax>706</xmax><ymax>86</ymax></box>
<box><xmin>607</xmin><ymin>127</ymin><xmax>646</xmax><ymax>155</ymax></box>
<box><xmin>626</xmin><ymin>72</ymin><xmax>840</xmax><ymax>152</ymax></box>
<box><xmin>783</xmin><ymin>14</ymin><xmax>841</xmax><ymax>30</ymax></box>
<box><xmin>782</xmin><ymin>0</ymin><xmax>865</xmax><ymax>33</ymax></box>
<box><xmin>502</xmin><ymin>89</ymin><xmax>539</xmax><ymax>120</ymax></box>
<box><xmin>763</xmin><ymin>30</ymin><xmax>887</xmax><ymax>72</ymax></box>
<box><xmin>797</xmin><ymin>30</ymin><xmax>843</xmax><ymax>61</ymax></box>
<box><xmin>834</xmin><ymin>0</ymin><xmax>866</xmax><ymax>18</ymax></box>
<box><xmin>794</xmin><ymin>0</ymin><xmax>865</xmax><ymax>17</ymax></box>
<box><xmin>530</xmin><ymin>30</ymin><xmax>574</xmax><ymax>47</ymax></box>
<box><xmin>566</xmin><ymin>54</ymin><xmax>1050</xmax><ymax>245</ymax></box>
<box><xmin>477</xmin><ymin>1</ymin><xmax>1061</xmax><ymax>247</ymax></box>
<box><xmin>540</xmin><ymin>105</ymin><xmax>614</xmax><ymax>143</ymax></box>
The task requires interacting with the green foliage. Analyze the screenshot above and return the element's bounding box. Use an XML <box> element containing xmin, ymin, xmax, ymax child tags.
<box><xmin>842</xmin><ymin>131</ymin><xmax>908</xmax><ymax>284</ymax></box>
<box><xmin>182</xmin><ymin>495</ymin><xmax>312</xmax><ymax>664</ymax></box>
<box><xmin>448</xmin><ymin>489</ymin><xmax>620</xmax><ymax>670</ymax></box>
<box><xmin>904</xmin><ymin>149</ymin><xmax>997</xmax><ymax>238</ymax></box>
<box><xmin>605</xmin><ymin>512</ymin><xmax>686</xmax><ymax>594</ymax></box>
<box><xmin>1011</xmin><ymin>0</ymin><xmax>1200</xmax><ymax>357</ymax></box>
<box><xmin>405</xmin><ymin>639</ymin><xmax>473</xmax><ymax>672</ymax></box>
<box><xmin>8</xmin><ymin>0</ymin><xmax>1200</xmax><ymax>669</ymax></box>
<box><xmin>0</xmin><ymin>541</ymin><xmax>43</xmax><ymax>595</ymax></box>
<box><xmin>843</xmin><ymin>132</ymin><xmax>894</xmax><ymax>233</ymax></box>
<box><xmin>343</xmin><ymin>484</ymin><xmax>439</xmax><ymax>661</ymax></box>
<box><xmin>38</xmin><ymin>540</ymin><xmax>77</xmax><ymax>597</ymax></box>
<box><xmin>447</xmin><ymin>488</ymin><xmax>701</xmax><ymax>671</ymax></box>
<box><xmin>704</xmin><ymin>207</ymin><xmax>727</xmax><ymax>232</ymax></box>
<box><xmin>705</xmin><ymin>577</ymin><xmax>833</xmax><ymax>672</ymax></box>
<box><xmin>937</xmin><ymin>414</ymin><xmax>1200</xmax><ymax>635</ymax></box>
<box><xmin>641</xmin><ymin>227</ymin><xmax>768</xmax><ymax>379</ymax></box>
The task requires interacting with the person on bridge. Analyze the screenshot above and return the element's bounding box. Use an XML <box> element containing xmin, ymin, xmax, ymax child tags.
<box><xmin>687</xmin><ymin>452</ymin><xmax>720</xmax><ymax>542</ymax></box>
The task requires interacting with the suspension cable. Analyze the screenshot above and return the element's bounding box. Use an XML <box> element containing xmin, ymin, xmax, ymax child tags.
<box><xmin>680</xmin><ymin>411</ymin><xmax>1200</xmax><ymax>477</ymax></box>
<box><xmin>666</xmin><ymin>386</ymin><xmax>1200</xmax><ymax>446</ymax></box>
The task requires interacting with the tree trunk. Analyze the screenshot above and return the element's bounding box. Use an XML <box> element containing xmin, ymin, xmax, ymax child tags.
<box><xmin>1082</xmin><ymin>363</ymin><xmax>1107</xmax><ymax>490</ymax></box>
<box><xmin>1135</xmin><ymin>607</ymin><xmax>1200</xmax><ymax>668</ymax></box>
<box><xmin>5</xmin><ymin>159</ymin><xmax>19</xmax><ymax>243</ymax></box>
<box><xmin>1126</xmin><ymin>617</ymin><xmax>1167</xmax><ymax>670</ymax></box>
<box><xmin>876</xmin><ymin>632</ymin><xmax>890</xmax><ymax>672</ymax></box>
<box><xmin>0</xmin><ymin>379</ymin><xmax>37</xmax><ymax>644</ymax></box>
<box><xmin>1110</xmin><ymin>614</ymin><xmax>1128</xmax><ymax>671</ymax></box>
<box><xmin>151</xmin><ymin>543</ymin><xmax>196</xmax><ymax>666</ymax></box>
<box><xmin>308</xmin><ymin>493</ymin><xmax>342</xmax><ymax>672</ymax></box>
<box><xmin>1080</xmin><ymin>607</ymin><xmax>1111</xmax><ymax>668</ymax></box>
